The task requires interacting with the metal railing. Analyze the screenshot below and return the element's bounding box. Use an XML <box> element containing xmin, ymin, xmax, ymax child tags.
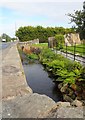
<box><xmin>56</xmin><ymin>43</ymin><xmax>85</xmax><ymax>64</ymax></box>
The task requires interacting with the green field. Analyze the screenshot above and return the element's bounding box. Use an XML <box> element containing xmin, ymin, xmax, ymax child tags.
<box><xmin>62</xmin><ymin>44</ymin><xmax>85</xmax><ymax>56</ymax></box>
<box><xmin>33</xmin><ymin>43</ymin><xmax>85</xmax><ymax>56</ymax></box>
<box><xmin>32</xmin><ymin>43</ymin><xmax>48</xmax><ymax>48</ymax></box>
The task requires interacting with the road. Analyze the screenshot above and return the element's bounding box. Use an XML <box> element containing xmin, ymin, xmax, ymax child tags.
<box><xmin>1</xmin><ymin>42</ymin><xmax>18</xmax><ymax>60</ymax></box>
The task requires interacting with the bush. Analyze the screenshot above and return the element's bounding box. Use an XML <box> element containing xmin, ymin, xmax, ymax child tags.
<box><xmin>81</xmin><ymin>67</ymin><xmax>85</xmax><ymax>80</ymax></box>
<box><xmin>55</xmin><ymin>34</ymin><xmax>64</xmax><ymax>49</ymax></box>
<box><xmin>26</xmin><ymin>53</ymin><xmax>38</xmax><ymax>60</ymax></box>
<box><xmin>39</xmin><ymin>48</ymin><xmax>85</xmax><ymax>85</ymax></box>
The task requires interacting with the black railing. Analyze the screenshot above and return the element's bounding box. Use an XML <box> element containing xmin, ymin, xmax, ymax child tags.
<box><xmin>56</xmin><ymin>43</ymin><xmax>85</xmax><ymax>64</ymax></box>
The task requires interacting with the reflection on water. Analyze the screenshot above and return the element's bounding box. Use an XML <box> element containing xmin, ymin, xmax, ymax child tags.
<box><xmin>23</xmin><ymin>61</ymin><xmax>63</xmax><ymax>102</ymax></box>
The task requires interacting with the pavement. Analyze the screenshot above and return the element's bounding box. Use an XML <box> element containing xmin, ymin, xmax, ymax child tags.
<box><xmin>2</xmin><ymin>43</ymin><xmax>32</xmax><ymax>100</ymax></box>
<box><xmin>2</xmin><ymin>42</ymin><xmax>16</xmax><ymax>60</ymax></box>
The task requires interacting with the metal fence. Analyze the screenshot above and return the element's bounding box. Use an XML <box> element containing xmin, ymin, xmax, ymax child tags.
<box><xmin>57</xmin><ymin>43</ymin><xmax>85</xmax><ymax>64</ymax></box>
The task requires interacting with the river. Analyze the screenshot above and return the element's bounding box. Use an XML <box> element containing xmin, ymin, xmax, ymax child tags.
<box><xmin>22</xmin><ymin>55</ymin><xmax>63</xmax><ymax>102</ymax></box>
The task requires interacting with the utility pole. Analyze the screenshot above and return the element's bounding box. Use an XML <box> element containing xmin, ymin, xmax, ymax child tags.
<box><xmin>15</xmin><ymin>22</ymin><xmax>17</xmax><ymax>40</ymax></box>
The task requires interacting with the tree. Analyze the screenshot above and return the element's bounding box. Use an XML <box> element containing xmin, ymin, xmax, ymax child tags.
<box><xmin>68</xmin><ymin>1</ymin><xmax>85</xmax><ymax>40</ymax></box>
<box><xmin>1</xmin><ymin>33</ymin><xmax>11</xmax><ymax>42</ymax></box>
<box><xmin>16</xmin><ymin>26</ymin><xmax>75</xmax><ymax>42</ymax></box>
<box><xmin>11</xmin><ymin>37</ymin><xmax>16</xmax><ymax>41</ymax></box>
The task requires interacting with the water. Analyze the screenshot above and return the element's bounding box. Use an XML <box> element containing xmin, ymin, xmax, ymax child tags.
<box><xmin>21</xmin><ymin>54</ymin><xmax>63</xmax><ymax>102</ymax></box>
<box><xmin>23</xmin><ymin>60</ymin><xmax>63</xmax><ymax>102</ymax></box>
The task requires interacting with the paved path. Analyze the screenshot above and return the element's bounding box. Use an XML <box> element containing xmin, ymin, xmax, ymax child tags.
<box><xmin>2</xmin><ymin>42</ymin><xmax>17</xmax><ymax>60</ymax></box>
<box><xmin>2</xmin><ymin>43</ymin><xmax>32</xmax><ymax>100</ymax></box>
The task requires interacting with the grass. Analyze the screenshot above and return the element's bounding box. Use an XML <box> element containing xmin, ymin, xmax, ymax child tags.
<box><xmin>62</xmin><ymin>44</ymin><xmax>85</xmax><ymax>56</ymax></box>
<box><xmin>31</xmin><ymin>43</ymin><xmax>85</xmax><ymax>56</ymax></box>
<box><xmin>32</xmin><ymin>43</ymin><xmax>48</xmax><ymax>48</ymax></box>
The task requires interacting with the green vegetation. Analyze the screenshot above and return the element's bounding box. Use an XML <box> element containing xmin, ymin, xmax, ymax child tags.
<box><xmin>68</xmin><ymin>1</ymin><xmax>85</xmax><ymax>40</ymax></box>
<box><xmin>39</xmin><ymin>48</ymin><xmax>85</xmax><ymax>100</ymax></box>
<box><xmin>61</xmin><ymin>44</ymin><xmax>85</xmax><ymax>56</ymax></box>
<box><xmin>16</xmin><ymin>26</ymin><xmax>75</xmax><ymax>42</ymax></box>
<box><xmin>1</xmin><ymin>33</ymin><xmax>16</xmax><ymax>42</ymax></box>
<box><xmin>26</xmin><ymin>53</ymin><xmax>38</xmax><ymax>60</ymax></box>
<box><xmin>55</xmin><ymin>34</ymin><xmax>64</xmax><ymax>49</ymax></box>
<box><xmin>19</xmin><ymin>42</ymin><xmax>85</xmax><ymax>100</ymax></box>
<box><xmin>39</xmin><ymin>48</ymin><xmax>85</xmax><ymax>85</ymax></box>
<box><xmin>1</xmin><ymin>33</ymin><xmax>12</xmax><ymax>42</ymax></box>
<box><xmin>32</xmin><ymin>43</ymin><xmax>48</xmax><ymax>48</ymax></box>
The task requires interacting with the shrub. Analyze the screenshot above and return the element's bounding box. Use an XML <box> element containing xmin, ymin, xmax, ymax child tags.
<box><xmin>39</xmin><ymin>48</ymin><xmax>85</xmax><ymax>85</ymax></box>
<box><xmin>26</xmin><ymin>53</ymin><xmax>38</xmax><ymax>60</ymax></box>
<box><xmin>55</xmin><ymin>34</ymin><xmax>64</xmax><ymax>49</ymax></box>
<box><xmin>81</xmin><ymin>67</ymin><xmax>85</xmax><ymax>80</ymax></box>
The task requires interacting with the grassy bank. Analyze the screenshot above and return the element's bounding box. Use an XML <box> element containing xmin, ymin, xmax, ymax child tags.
<box><xmin>32</xmin><ymin>43</ymin><xmax>48</xmax><ymax>48</ymax></box>
<box><xmin>39</xmin><ymin>48</ymin><xmax>85</xmax><ymax>101</ymax></box>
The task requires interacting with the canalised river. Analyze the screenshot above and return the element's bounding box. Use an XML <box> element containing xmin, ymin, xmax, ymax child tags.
<box><xmin>23</xmin><ymin>60</ymin><xmax>63</xmax><ymax>102</ymax></box>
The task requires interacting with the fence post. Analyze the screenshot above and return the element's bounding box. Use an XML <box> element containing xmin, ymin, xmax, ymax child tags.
<box><xmin>74</xmin><ymin>42</ymin><xmax>76</xmax><ymax>61</ymax></box>
<box><xmin>66</xmin><ymin>43</ymin><xmax>67</xmax><ymax>58</ymax></box>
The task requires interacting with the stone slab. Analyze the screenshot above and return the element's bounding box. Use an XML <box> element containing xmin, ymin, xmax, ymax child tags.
<box><xmin>2</xmin><ymin>93</ymin><xmax>57</xmax><ymax>118</ymax></box>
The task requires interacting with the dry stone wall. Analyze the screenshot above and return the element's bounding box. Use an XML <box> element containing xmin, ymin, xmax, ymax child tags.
<box><xmin>64</xmin><ymin>33</ymin><xmax>81</xmax><ymax>46</ymax></box>
<box><xmin>48</xmin><ymin>37</ymin><xmax>56</xmax><ymax>48</ymax></box>
<box><xmin>19</xmin><ymin>39</ymin><xmax>39</xmax><ymax>46</ymax></box>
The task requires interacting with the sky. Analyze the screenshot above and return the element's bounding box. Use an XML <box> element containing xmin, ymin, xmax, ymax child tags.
<box><xmin>0</xmin><ymin>0</ymin><xmax>84</xmax><ymax>37</ymax></box>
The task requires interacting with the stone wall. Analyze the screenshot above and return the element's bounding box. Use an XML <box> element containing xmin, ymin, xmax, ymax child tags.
<box><xmin>18</xmin><ymin>39</ymin><xmax>39</xmax><ymax>51</ymax></box>
<box><xmin>64</xmin><ymin>33</ymin><xmax>81</xmax><ymax>46</ymax></box>
<box><xmin>19</xmin><ymin>38</ymin><xmax>39</xmax><ymax>46</ymax></box>
<box><xmin>48</xmin><ymin>37</ymin><xmax>56</xmax><ymax>48</ymax></box>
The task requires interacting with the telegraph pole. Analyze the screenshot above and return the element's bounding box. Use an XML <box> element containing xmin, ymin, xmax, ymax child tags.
<box><xmin>15</xmin><ymin>22</ymin><xmax>17</xmax><ymax>40</ymax></box>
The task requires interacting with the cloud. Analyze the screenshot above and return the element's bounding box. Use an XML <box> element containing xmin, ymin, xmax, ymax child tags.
<box><xmin>1</xmin><ymin>2</ymin><xmax>83</xmax><ymax>21</ymax></box>
<box><xmin>1</xmin><ymin>1</ymin><xmax>83</xmax><ymax>15</ymax></box>
<box><xmin>0</xmin><ymin>0</ymin><xmax>84</xmax><ymax>3</ymax></box>
<box><xmin>0</xmin><ymin>1</ymin><xmax>83</xmax><ymax>37</ymax></box>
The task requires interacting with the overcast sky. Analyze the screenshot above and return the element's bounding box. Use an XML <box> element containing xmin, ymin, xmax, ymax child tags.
<box><xmin>0</xmin><ymin>0</ymin><xmax>84</xmax><ymax>37</ymax></box>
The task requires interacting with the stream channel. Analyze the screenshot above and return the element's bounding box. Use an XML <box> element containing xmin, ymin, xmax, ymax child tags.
<box><xmin>22</xmin><ymin>53</ymin><xmax>63</xmax><ymax>102</ymax></box>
